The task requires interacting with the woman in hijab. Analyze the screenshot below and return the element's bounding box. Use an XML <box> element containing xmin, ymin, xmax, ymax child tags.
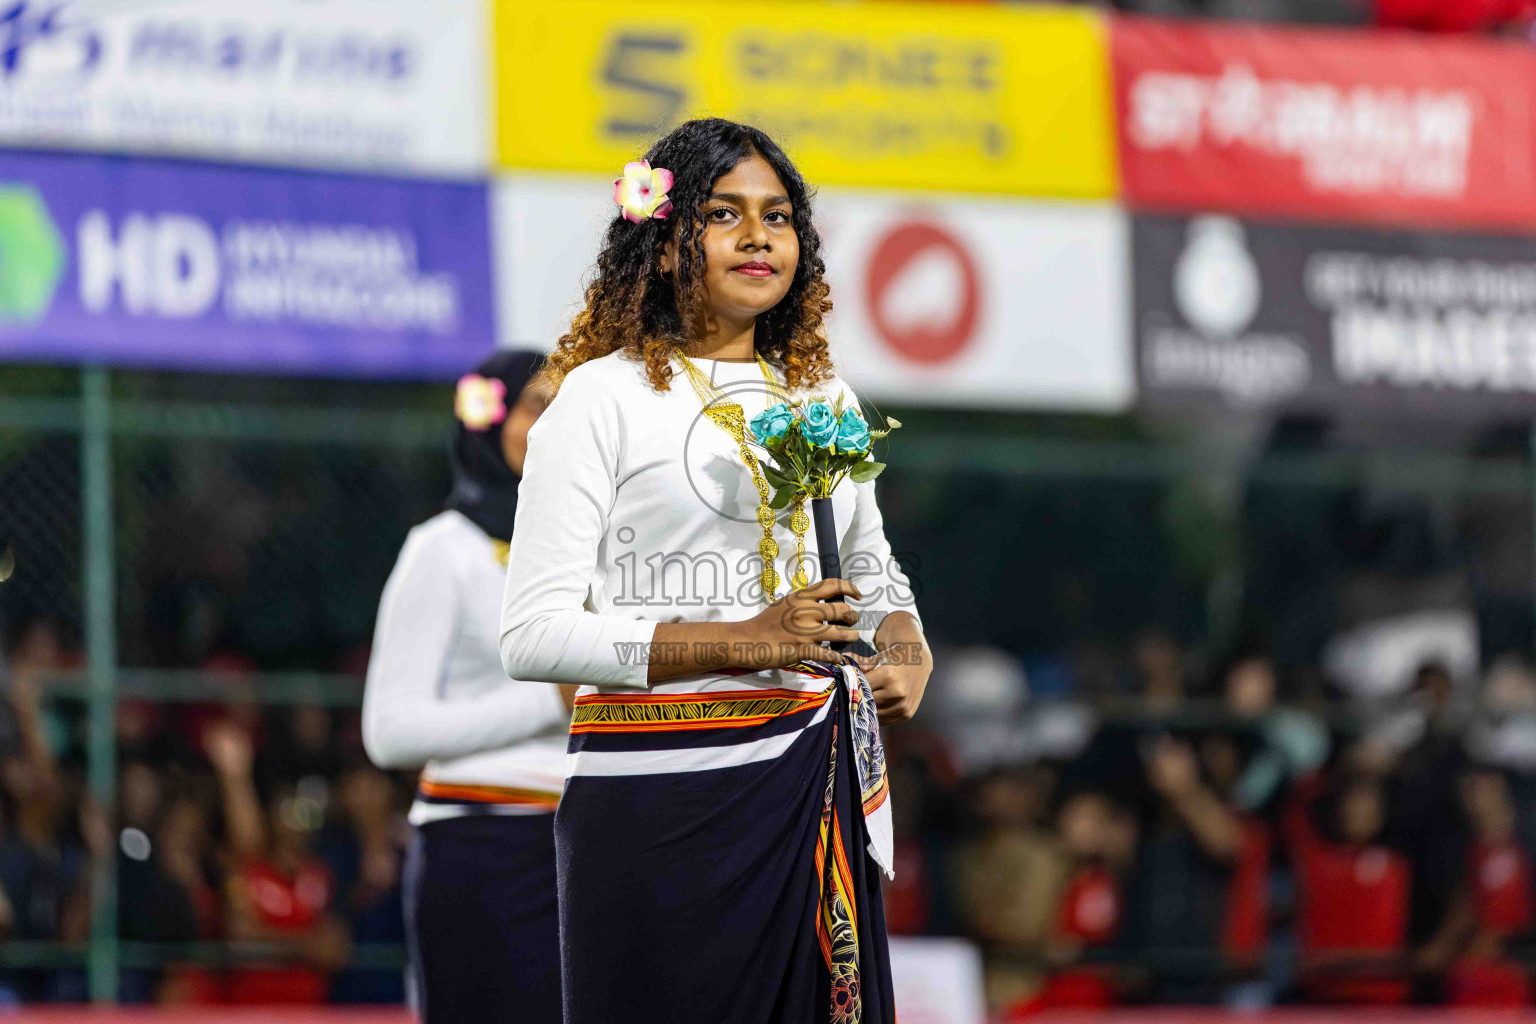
<box><xmin>363</xmin><ymin>350</ymin><xmax>570</xmax><ymax>1023</ymax></box>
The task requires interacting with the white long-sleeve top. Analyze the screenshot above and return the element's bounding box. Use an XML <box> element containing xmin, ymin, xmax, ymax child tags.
<box><xmin>364</xmin><ymin>510</ymin><xmax>568</xmax><ymax>823</ymax></box>
<box><xmin>499</xmin><ymin>351</ymin><xmax>919</xmax><ymax>776</ymax></box>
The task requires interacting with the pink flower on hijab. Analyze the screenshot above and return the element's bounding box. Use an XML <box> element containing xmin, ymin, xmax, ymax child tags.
<box><xmin>454</xmin><ymin>374</ymin><xmax>507</xmax><ymax>431</ymax></box>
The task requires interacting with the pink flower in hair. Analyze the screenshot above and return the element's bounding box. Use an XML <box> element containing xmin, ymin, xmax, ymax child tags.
<box><xmin>454</xmin><ymin>374</ymin><xmax>507</xmax><ymax>431</ymax></box>
<box><xmin>613</xmin><ymin>160</ymin><xmax>673</xmax><ymax>223</ymax></box>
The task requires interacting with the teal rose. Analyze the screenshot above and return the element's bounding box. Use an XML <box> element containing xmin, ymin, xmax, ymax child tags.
<box><xmin>833</xmin><ymin>407</ymin><xmax>871</xmax><ymax>453</ymax></box>
<box><xmin>749</xmin><ymin>402</ymin><xmax>794</xmax><ymax>444</ymax></box>
<box><xmin>801</xmin><ymin>400</ymin><xmax>838</xmax><ymax>449</ymax></box>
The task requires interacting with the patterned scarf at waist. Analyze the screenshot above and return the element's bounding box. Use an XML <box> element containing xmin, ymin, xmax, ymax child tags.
<box><xmin>567</xmin><ymin>659</ymin><xmax>892</xmax><ymax>878</ymax></box>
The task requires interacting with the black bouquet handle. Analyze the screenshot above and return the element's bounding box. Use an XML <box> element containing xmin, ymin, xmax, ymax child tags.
<box><xmin>810</xmin><ymin>497</ymin><xmax>877</xmax><ymax>658</ymax></box>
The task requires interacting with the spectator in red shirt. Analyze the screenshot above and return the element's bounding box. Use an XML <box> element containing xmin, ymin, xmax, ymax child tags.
<box><xmin>1029</xmin><ymin>789</ymin><xmax>1137</xmax><ymax>1013</ymax></box>
<box><xmin>207</xmin><ymin>723</ymin><xmax>349</xmax><ymax>1005</ymax></box>
<box><xmin>1285</xmin><ymin>771</ymin><xmax>1412</xmax><ymax>1004</ymax></box>
<box><xmin>1418</xmin><ymin>770</ymin><xmax>1534</xmax><ymax>1005</ymax></box>
<box><xmin>1055</xmin><ymin>790</ymin><xmax>1127</xmax><ymax>950</ymax></box>
<box><xmin>1462</xmin><ymin>770</ymin><xmax>1534</xmax><ymax>940</ymax></box>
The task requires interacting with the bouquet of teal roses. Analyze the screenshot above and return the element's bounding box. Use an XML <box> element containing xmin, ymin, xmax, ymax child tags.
<box><xmin>747</xmin><ymin>395</ymin><xmax>897</xmax><ymax>655</ymax></box>
<box><xmin>746</xmin><ymin>394</ymin><xmax>899</xmax><ymax>510</ymax></box>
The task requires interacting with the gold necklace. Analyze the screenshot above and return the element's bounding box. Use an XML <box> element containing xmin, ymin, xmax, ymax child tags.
<box><xmin>675</xmin><ymin>350</ymin><xmax>810</xmax><ymax>602</ymax></box>
<box><xmin>490</xmin><ymin>539</ymin><xmax>510</xmax><ymax>567</ymax></box>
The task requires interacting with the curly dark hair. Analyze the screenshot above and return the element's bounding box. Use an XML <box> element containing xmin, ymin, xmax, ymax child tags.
<box><xmin>543</xmin><ymin>118</ymin><xmax>835</xmax><ymax>394</ymax></box>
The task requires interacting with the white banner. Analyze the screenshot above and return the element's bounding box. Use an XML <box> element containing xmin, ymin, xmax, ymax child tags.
<box><xmin>0</xmin><ymin>0</ymin><xmax>487</xmax><ymax>176</ymax></box>
<box><xmin>820</xmin><ymin>192</ymin><xmax>1131</xmax><ymax>411</ymax></box>
<box><xmin>494</xmin><ymin>174</ymin><xmax>1132</xmax><ymax>412</ymax></box>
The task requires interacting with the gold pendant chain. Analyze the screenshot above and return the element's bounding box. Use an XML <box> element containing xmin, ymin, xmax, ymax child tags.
<box><xmin>675</xmin><ymin>350</ymin><xmax>810</xmax><ymax>603</ymax></box>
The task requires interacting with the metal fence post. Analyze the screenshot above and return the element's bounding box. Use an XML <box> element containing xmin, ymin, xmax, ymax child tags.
<box><xmin>81</xmin><ymin>366</ymin><xmax>117</xmax><ymax>1002</ymax></box>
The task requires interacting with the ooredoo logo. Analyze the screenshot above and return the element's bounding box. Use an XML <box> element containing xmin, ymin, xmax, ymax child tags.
<box><xmin>863</xmin><ymin>220</ymin><xmax>979</xmax><ymax>365</ymax></box>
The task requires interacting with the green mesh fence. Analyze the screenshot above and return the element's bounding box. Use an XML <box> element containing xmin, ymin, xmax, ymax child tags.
<box><xmin>0</xmin><ymin>428</ymin><xmax>81</xmax><ymax>647</ymax></box>
<box><xmin>113</xmin><ymin>436</ymin><xmax>448</xmax><ymax>672</ymax></box>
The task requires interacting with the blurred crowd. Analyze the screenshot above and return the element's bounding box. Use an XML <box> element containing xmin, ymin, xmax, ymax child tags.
<box><xmin>887</xmin><ymin>633</ymin><xmax>1536</xmax><ymax>1017</ymax></box>
<box><xmin>0</xmin><ymin>614</ymin><xmax>405</xmax><ymax>1008</ymax></box>
<box><xmin>7</xmin><ymin>608</ymin><xmax>1536</xmax><ymax>1014</ymax></box>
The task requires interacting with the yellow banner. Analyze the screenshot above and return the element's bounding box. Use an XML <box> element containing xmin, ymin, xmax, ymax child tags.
<box><xmin>493</xmin><ymin>0</ymin><xmax>1117</xmax><ymax>198</ymax></box>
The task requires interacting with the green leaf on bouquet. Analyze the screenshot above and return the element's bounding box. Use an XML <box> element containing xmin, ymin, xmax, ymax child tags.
<box><xmin>849</xmin><ymin>460</ymin><xmax>885</xmax><ymax>483</ymax></box>
<box><xmin>769</xmin><ymin>484</ymin><xmax>796</xmax><ymax>510</ymax></box>
<box><xmin>760</xmin><ymin>461</ymin><xmax>793</xmax><ymax>489</ymax></box>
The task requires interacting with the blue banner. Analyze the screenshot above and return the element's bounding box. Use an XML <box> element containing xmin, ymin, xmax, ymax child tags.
<box><xmin>0</xmin><ymin>151</ymin><xmax>496</xmax><ymax>378</ymax></box>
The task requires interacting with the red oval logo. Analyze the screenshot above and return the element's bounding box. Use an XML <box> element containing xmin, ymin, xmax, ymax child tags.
<box><xmin>863</xmin><ymin>220</ymin><xmax>980</xmax><ymax>365</ymax></box>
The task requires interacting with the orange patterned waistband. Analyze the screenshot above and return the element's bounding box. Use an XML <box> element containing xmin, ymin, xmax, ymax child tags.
<box><xmin>569</xmin><ymin>684</ymin><xmax>835</xmax><ymax>734</ymax></box>
<box><xmin>415</xmin><ymin>779</ymin><xmax>561</xmax><ymax>810</ymax></box>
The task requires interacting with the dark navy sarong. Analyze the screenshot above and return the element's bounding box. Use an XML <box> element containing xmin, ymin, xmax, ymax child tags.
<box><xmin>556</xmin><ymin>680</ymin><xmax>894</xmax><ymax>1023</ymax></box>
<box><xmin>406</xmin><ymin>813</ymin><xmax>563</xmax><ymax>1024</ymax></box>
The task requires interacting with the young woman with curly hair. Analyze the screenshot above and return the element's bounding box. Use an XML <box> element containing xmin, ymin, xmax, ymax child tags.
<box><xmin>500</xmin><ymin>118</ymin><xmax>930</xmax><ymax>1024</ymax></box>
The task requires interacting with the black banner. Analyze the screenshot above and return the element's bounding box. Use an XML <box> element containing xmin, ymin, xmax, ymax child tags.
<box><xmin>1134</xmin><ymin>214</ymin><xmax>1536</xmax><ymax>420</ymax></box>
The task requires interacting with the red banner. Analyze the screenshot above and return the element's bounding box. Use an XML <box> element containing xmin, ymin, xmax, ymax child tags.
<box><xmin>1111</xmin><ymin>17</ymin><xmax>1536</xmax><ymax>232</ymax></box>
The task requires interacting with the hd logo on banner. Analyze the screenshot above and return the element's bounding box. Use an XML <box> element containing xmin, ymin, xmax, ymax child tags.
<box><xmin>492</xmin><ymin>0</ymin><xmax>1117</xmax><ymax>198</ymax></box>
<box><xmin>0</xmin><ymin>152</ymin><xmax>495</xmax><ymax>379</ymax></box>
<box><xmin>0</xmin><ymin>0</ymin><xmax>487</xmax><ymax>175</ymax></box>
<box><xmin>1135</xmin><ymin>214</ymin><xmax>1536</xmax><ymax>420</ymax></box>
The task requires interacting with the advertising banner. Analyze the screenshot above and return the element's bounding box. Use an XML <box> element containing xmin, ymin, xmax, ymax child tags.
<box><xmin>1112</xmin><ymin>18</ymin><xmax>1536</xmax><ymax>231</ymax></box>
<box><xmin>0</xmin><ymin>0</ymin><xmax>487</xmax><ymax>175</ymax></box>
<box><xmin>818</xmin><ymin>193</ymin><xmax>1131</xmax><ymax>411</ymax></box>
<box><xmin>495</xmin><ymin>175</ymin><xmax>1132</xmax><ymax>412</ymax></box>
<box><xmin>493</xmin><ymin>0</ymin><xmax>1117</xmax><ymax>198</ymax></box>
<box><xmin>0</xmin><ymin>152</ymin><xmax>495</xmax><ymax>379</ymax></box>
<box><xmin>1134</xmin><ymin>213</ymin><xmax>1536</xmax><ymax>420</ymax></box>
